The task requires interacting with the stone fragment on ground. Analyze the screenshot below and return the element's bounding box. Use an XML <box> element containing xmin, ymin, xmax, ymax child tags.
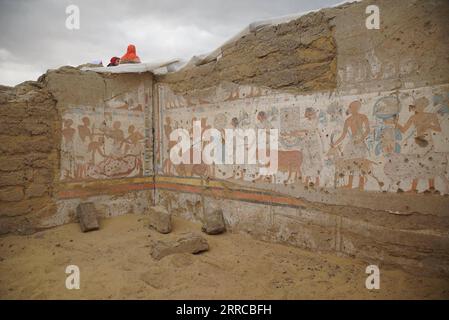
<box><xmin>151</xmin><ymin>233</ymin><xmax>209</xmax><ymax>260</ymax></box>
<box><xmin>148</xmin><ymin>205</ymin><xmax>172</xmax><ymax>234</ymax></box>
<box><xmin>202</xmin><ymin>209</ymin><xmax>226</xmax><ymax>235</ymax></box>
<box><xmin>76</xmin><ymin>202</ymin><xmax>100</xmax><ymax>232</ymax></box>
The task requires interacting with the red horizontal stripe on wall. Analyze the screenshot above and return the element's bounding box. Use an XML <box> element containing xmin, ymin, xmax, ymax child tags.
<box><xmin>57</xmin><ymin>178</ymin><xmax>305</xmax><ymax>208</ymax></box>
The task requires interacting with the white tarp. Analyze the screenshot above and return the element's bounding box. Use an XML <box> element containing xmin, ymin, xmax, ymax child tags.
<box><xmin>81</xmin><ymin>59</ymin><xmax>179</xmax><ymax>74</ymax></box>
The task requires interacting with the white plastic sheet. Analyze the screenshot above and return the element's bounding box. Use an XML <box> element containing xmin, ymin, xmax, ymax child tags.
<box><xmin>81</xmin><ymin>59</ymin><xmax>179</xmax><ymax>74</ymax></box>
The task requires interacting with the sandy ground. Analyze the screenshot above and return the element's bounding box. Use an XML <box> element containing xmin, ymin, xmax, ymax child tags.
<box><xmin>0</xmin><ymin>214</ymin><xmax>448</xmax><ymax>300</ymax></box>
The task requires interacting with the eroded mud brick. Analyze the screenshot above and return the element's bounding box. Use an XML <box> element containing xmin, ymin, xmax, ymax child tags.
<box><xmin>76</xmin><ymin>202</ymin><xmax>99</xmax><ymax>232</ymax></box>
<box><xmin>202</xmin><ymin>209</ymin><xmax>226</xmax><ymax>235</ymax></box>
<box><xmin>151</xmin><ymin>233</ymin><xmax>209</xmax><ymax>260</ymax></box>
<box><xmin>148</xmin><ymin>205</ymin><xmax>172</xmax><ymax>234</ymax></box>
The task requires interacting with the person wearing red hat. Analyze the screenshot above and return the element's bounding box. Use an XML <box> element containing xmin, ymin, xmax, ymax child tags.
<box><xmin>107</xmin><ymin>57</ymin><xmax>120</xmax><ymax>67</ymax></box>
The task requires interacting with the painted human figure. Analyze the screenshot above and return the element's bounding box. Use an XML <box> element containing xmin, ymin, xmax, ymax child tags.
<box><xmin>251</xmin><ymin>111</ymin><xmax>272</xmax><ymax>181</ymax></box>
<box><xmin>230</xmin><ymin>117</ymin><xmax>245</xmax><ymax>180</ymax></box>
<box><xmin>163</xmin><ymin>116</ymin><xmax>176</xmax><ymax>174</ymax></box>
<box><xmin>396</xmin><ymin>97</ymin><xmax>442</xmax><ymax>192</ymax></box>
<box><xmin>125</xmin><ymin>125</ymin><xmax>144</xmax><ymax>155</ymax></box>
<box><xmin>190</xmin><ymin>117</ymin><xmax>211</xmax><ymax>161</ymax></box>
<box><xmin>76</xmin><ymin>116</ymin><xmax>93</xmax><ymax>179</ymax></box>
<box><xmin>61</xmin><ymin>119</ymin><xmax>76</xmax><ymax>179</ymax></box>
<box><xmin>297</xmin><ymin>108</ymin><xmax>323</xmax><ymax>187</ymax></box>
<box><xmin>125</xmin><ymin>125</ymin><xmax>144</xmax><ymax>174</ymax></box>
<box><xmin>374</xmin><ymin>115</ymin><xmax>402</xmax><ymax>156</ymax></box>
<box><xmin>332</xmin><ymin>100</ymin><xmax>370</xmax><ymax>189</ymax></box>
<box><xmin>256</xmin><ymin>111</ymin><xmax>271</xmax><ymax>130</ymax></box>
<box><xmin>190</xmin><ymin>117</ymin><xmax>211</xmax><ymax>136</ymax></box>
<box><xmin>87</xmin><ymin>136</ymin><xmax>106</xmax><ymax>163</ymax></box>
<box><xmin>255</xmin><ymin>111</ymin><xmax>273</xmax><ymax>158</ymax></box>
<box><xmin>396</xmin><ymin>97</ymin><xmax>441</xmax><ymax>149</ymax></box>
<box><xmin>62</xmin><ymin>119</ymin><xmax>76</xmax><ymax>144</ymax></box>
<box><xmin>195</xmin><ymin>117</ymin><xmax>212</xmax><ymax>176</ymax></box>
<box><xmin>78</xmin><ymin>117</ymin><xmax>93</xmax><ymax>142</ymax></box>
<box><xmin>102</xmin><ymin>121</ymin><xmax>125</xmax><ymax>158</ymax></box>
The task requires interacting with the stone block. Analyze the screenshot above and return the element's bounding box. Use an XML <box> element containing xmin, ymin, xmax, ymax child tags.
<box><xmin>151</xmin><ymin>233</ymin><xmax>209</xmax><ymax>260</ymax></box>
<box><xmin>76</xmin><ymin>202</ymin><xmax>100</xmax><ymax>233</ymax></box>
<box><xmin>202</xmin><ymin>209</ymin><xmax>226</xmax><ymax>235</ymax></box>
<box><xmin>148</xmin><ymin>205</ymin><xmax>172</xmax><ymax>234</ymax></box>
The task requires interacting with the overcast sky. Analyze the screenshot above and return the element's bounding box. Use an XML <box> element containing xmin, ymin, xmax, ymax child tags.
<box><xmin>0</xmin><ymin>0</ymin><xmax>343</xmax><ymax>86</ymax></box>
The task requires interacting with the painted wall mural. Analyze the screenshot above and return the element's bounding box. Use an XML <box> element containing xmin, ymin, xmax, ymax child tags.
<box><xmin>157</xmin><ymin>82</ymin><xmax>449</xmax><ymax>195</ymax></box>
<box><xmin>61</xmin><ymin>85</ymin><xmax>150</xmax><ymax>181</ymax></box>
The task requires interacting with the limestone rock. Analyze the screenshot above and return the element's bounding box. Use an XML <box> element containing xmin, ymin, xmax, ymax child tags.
<box><xmin>148</xmin><ymin>205</ymin><xmax>172</xmax><ymax>234</ymax></box>
<box><xmin>76</xmin><ymin>202</ymin><xmax>100</xmax><ymax>233</ymax></box>
<box><xmin>151</xmin><ymin>233</ymin><xmax>209</xmax><ymax>260</ymax></box>
<box><xmin>202</xmin><ymin>209</ymin><xmax>226</xmax><ymax>235</ymax></box>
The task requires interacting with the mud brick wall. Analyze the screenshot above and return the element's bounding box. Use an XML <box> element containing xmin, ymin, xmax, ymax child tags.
<box><xmin>0</xmin><ymin>82</ymin><xmax>59</xmax><ymax>235</ymax></box>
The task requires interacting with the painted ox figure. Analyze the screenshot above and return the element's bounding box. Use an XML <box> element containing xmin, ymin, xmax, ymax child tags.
<box><xmin>256</xmin><ymin>150</ymin><xmax>303</xmax><ymax>184</ymax></box>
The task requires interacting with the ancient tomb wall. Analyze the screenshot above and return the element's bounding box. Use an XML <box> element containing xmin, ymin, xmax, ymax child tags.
<box><xmin>47</xmin><ymin>69</ymin><xmax>156</xmax><ymax>227</ymax></box>
<box><xmin>0</xmin><ymin>68</ymin><xmax>155</xmax><ymax>233</ymax></box>
<box><xmin>1</xmin><ymin>0</ymin><xmax>448</xmax><ymax>275</ymax></box>
<box><xmin>153</xmin><ymin>0</ymin><xmax>449</xmax><ymax>274</ymax></box>
<box><xmin>0</xmin><ymin>82</ymin><xmax>59</xmax><ymax>235</ymax></box>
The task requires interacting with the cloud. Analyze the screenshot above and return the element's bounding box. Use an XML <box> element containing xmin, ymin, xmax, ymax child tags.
<box><xmin>0</xmin><ymin>0</ymin><xmax>342</xmax><ymax>86</ymax></box>
<box><xmin>0</xmin><ymin>47</ymin><xmax>42</xmax><ymax>85</ymax></box>
<box><xmin>0</xmin><ymin>61</ymin><xmax>43</xmax><ymax>86</ymax></box>
<box><xmin>0</xmin><ymin>48</ymin><xmax>13</xmax><ymax>61</ymax></box>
